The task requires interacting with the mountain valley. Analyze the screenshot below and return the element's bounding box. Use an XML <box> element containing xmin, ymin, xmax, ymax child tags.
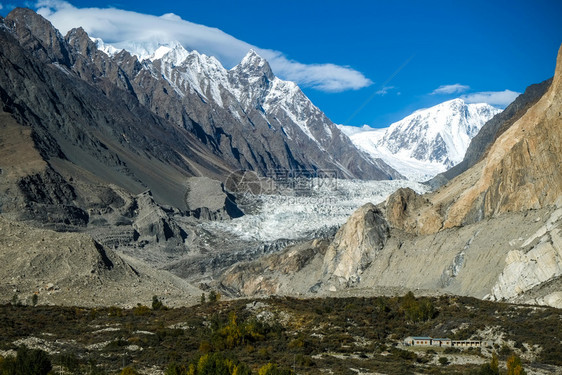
<box><xmin>0</xmin><ymin>5</ymin><xmax>561</xmax><ymax>375</ymax></box>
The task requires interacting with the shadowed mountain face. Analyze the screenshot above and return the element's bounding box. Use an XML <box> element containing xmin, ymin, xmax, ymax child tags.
<box><xmin>0</xmin><ymin>9</ymin><xmax>235</xmax><ymax>215</ymax></box>
<box><xmin>0</xmin><ymin>8</ymin><xmax>400</xmax><ymax>224</ymax></box>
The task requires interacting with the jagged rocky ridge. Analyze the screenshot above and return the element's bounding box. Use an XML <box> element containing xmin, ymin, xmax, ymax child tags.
<box><xmin>82</xmin><ymin>32</ymin><xmax>400</xmax><ymax>180</ymax></box>
<box><xmin>219</xmin><ymin>45</ymin><xmax>562</xmax><ymax>308</ymax></box>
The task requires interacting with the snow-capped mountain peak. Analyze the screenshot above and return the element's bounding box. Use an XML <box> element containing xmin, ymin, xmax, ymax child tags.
<box><xmin>232</xmin><ymin>49</ymin><xmax>275</xmax><ymax>82</ymax></box>
<box><xmin>80</xmin><ymin>35</ymin><xmax>400</xmax><ymax>179</ymax></box>
<box><xmin>91</xmin><ymin>37</ymin><xmax>120</xmax><ymax>57</ymax></box>
<box><xmin>239</xmin><ymin>49</ymin><xmax>268</xmax><ymax>68</ymax></box>
<box><xmin>381</xmin><ymin>98</ymin><xmax>499</xmax><ymax>164</ymax></box>
<box><xmin>340</xmin><ymin>99</ymin><xmax>501</xmax><ymax>180</ymax></box>
<box><xmin>149</xmin><ymin>41</ymin><xmax>190</xmax><ymax>66</ymax></box>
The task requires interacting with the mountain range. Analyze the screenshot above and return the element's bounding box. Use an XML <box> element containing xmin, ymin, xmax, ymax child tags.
<box><xmin>89</xmin><ymin>34</ymin><xmax>400</xmax><ymax>181</ymax></box>
<box><xmin>0</xmin><ymin>6</ymin><xmax>400</xmax><ymax>216</ymax></box>
<box><xmin>339</xmin><ymin>99</ymin><xmax>501</xmax><ymax>180</ymax></box>
<box><xmin>0</xmin><ymin>7</ymin><xmax>561</xmax><ymax>315</ymax></box>
<box><xmin>219</xmin><ymin>44</ymin><xmax>562</xmax><ymax>309</ymax></box>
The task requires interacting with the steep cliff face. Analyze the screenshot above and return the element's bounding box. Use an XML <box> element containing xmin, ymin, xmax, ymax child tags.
<box><xmin>489</xmin><ymin>206</ymin><xmax>562</xmax><ymax>302</ymax></box>
<box><xmin>428</xmin><ymin>78</ymin><xmax>552</xmax><ymax>189</ymax></box>
<box><xmin>441</xmin><ymin>45</ymin><xmax>562</xmax><ymax>229</ymax></box>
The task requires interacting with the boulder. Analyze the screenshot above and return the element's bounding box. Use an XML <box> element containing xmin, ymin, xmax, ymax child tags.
<box><xmin>184</xmin><ymin>177</ymin><xmax>243</xmax><ymax>220</ymax></box>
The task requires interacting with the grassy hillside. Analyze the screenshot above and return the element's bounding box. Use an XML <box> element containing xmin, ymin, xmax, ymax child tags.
<box><xmin>0</xmin><ymin>294</ymin><xmax>560</xmax><ymax>374</ymax></box>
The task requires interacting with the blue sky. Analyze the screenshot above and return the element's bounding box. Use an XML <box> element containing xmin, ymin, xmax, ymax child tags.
<box><xmin>2</xmin><ymin>0</ymin><xmax>561</xmax><ymax>128</ymax></box>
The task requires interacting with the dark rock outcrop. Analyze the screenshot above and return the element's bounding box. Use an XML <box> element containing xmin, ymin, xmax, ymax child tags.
<box><xmin>132</xmin><ymin>191</ymin><xmax>187</xmax><ymax>247</ymax></box>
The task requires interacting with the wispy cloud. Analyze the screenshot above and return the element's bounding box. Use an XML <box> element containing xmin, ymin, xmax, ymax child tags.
<box><xmin>430</xmin><ymin>83</ymin><xmax>520</xmax><ymax>107</ymax></box>
<box><xmin>35</xmin><ymin>0</ymin><xmax>372</xmax><ymax>92</ymax></box>
<box><xmin>431</xmin><ymin>83</ymin><xmax>470</xmax><ymax>95</ymax></box>
<box><xmin>461</xmin><ymin>90</ymin><xmax>520</xmax><ymax>107</ymax></box>
<box><xmin>375</xmin><ymin>86</ymin><xmax>395</xmax><ymax>96</ymax></box>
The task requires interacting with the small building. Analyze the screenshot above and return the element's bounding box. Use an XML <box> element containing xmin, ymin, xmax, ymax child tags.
<box><xmin>403</xmin><ymin>336</ymin><xmax>433</xmax><ymax>346</ymax></box>
<box><xmin>451</xmin><ymin>340</ymin><xmax>482</xmax><ymax>348</ymax></box>
<box><xmin>431</xmin><ymin>338</ymin><xmax>452</xmax><ymax>347</ymax></box>
<box><xmin>404</xmin><ymin>336</ymin><xmax>481</xmax><ymax>348</ymax></box>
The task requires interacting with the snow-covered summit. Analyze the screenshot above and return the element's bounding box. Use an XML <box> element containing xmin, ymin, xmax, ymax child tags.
<box><xmin>148</xmin><ymin>41</ymin><xmax>190</xmax><ymax>66</ymax></box>
<box><xmin>340</xmin><ymin>99</ymin><xmax>501</xmax><ymax>180</ymax></box>
<box><xmin>91</xmin><ymin>37</ymin><xmax>120</xmax><ymax>57</ymax></box>
<box><xmin>238</xmin><ymin>49</ymin><xmax>271</xmax><ymax>71</ymax></box>
<box><xmin>81</xmin><ymin>37</ymin><xmax>400</xmax><ymax>179</ymax></box>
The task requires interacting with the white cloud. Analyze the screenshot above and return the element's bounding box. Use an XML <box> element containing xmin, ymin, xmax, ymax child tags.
<box><xmin>375</xmin><ymin>86</ymin><xmax>395</xmax><ymax>96</ymax></box>
<box><xmin>431</xmin><ymin>83</ymin><xmax>470</xmax><ymax>95</ymax></box>
<box><xmin>461</xmin><ymin>89</ymin><xmax>520</xmax><ymax>107</ymax></box>
<box><xmin>35</xmin><ymin>0</ymin><xmax>372</xmax><ymax>92</ymax></box>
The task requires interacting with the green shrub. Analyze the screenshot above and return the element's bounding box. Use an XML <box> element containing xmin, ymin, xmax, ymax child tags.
<box><xmin>209</xmin><ymin>291</ymin><xmax>220</xmax><ymax>303</ymax></box>
<box><xmin>120</xmin><ymin>367</ymin><xmax>140</xmax><ymax>375</ymax></box>
<box><xmin>0</xmin><ymin>346</ymin><xmax>52</xmax><ymax>375</ymax></box>
<box><xmin>438</xmin><ymin>356</ymin><xmax>449</xmax><ymax>366</ymax></box>
<box><xmin>133</xmin><ymin>304</ymin><xmax>151</xmax><ymax>316</ymax></box>
<box><xmin>152</xmin><ymin>295</ymin><xmax>166</xmax><ymax>310</ymax></box>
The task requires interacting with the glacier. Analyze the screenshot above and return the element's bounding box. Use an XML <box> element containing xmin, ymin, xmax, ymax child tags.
<box><xmin>202</xmin><ymin>179</ymin><xmax>428</xmax><ymax>242</ymax></box>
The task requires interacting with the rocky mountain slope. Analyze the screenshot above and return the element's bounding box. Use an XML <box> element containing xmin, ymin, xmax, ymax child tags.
<box><xmin>0</xmin><ymin>215</ymin><xmax>203</xmax><ymax>308</ymax></box>
<box><xmin>339</xmin><ymin>99</ymin><xmax>500</xmax><ymax>180</ymax></box>
<box><xmin>0</xmin><ymin>7</ymin><xmax>399</xmax><ymax>218</ymax></box>
<box><xmin>0</xmin><ymin>8</ymin><xmax>400</xmax><ymax>307</ymax></box>
<box><xmin>88</xmin><ymin>31</ymin><xmax>399</xmax><ymax>180</ymax></box>
<box><xmin>219</xmin><ymin>45</ymin><xmax>562</xmax><ymax>308</ymax></box>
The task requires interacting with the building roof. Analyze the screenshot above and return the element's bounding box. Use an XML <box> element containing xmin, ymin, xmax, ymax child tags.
<box><xmin>433</xmin><ymin>338</ymin><xmax>452</xmax><ymax>341</ymax></box>
<box><xmin>409</xmin><ymin>336</ymin><xmax>432</xmax><ymax>340</ymax></box>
